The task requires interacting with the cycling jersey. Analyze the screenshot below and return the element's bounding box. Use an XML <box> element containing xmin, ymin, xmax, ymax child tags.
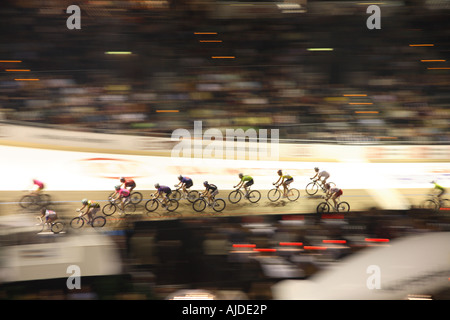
<box><xmin>181</xmin><ymin>177</ymin><xmax>193</xmax><ymax>188</ymax></box>
<box><xmin>241</xmin><ymin>175</ymin><xmax>253</xmax><ymax>182</ymax></box>
<box><xmin>205</xmin><ymin>183</ymin><xmax>218</xmax><ymax>192</ymax></box>
<box><xmin>318</xmin><ymin>171</ymin><xmax>330</xmax><ymax>178</ymax></box>
<box><xmin>33</xmin><ymin>179</ymin><xmax>44</xmax><ymax>189</ymax></box>
<box><xmin>181</xmin><ymin>177</ymin><xmax>192</xmax><ymax>184</ymax></box>
<box><xmin>87</xmin><ymin>200</ymin><xmax>100</xmax><ymax>208</ymax></box>
<box><xmin>123</xmin><ymin>179</ymin><xmax>136</xmax><ymax>188</ymax></box>
<box><xmin>283</xmin><ymin>174</ymin><xmax>293</xmax><ymax>180</ymax></box>
<box><xmin>330</xmin><ymin>188</ymin><xmax>343</xmax><ymax>197</ymax></box>
<box><xmin>44</xmin><ymin>210</ymin><xmax>56</xmax><ymax>218</ymax></box>
<box><xmin>158</xmin><ymin>186</ymin><xmax>172</xmax><ymax>194</ymax></box>
<box><xmin>434</xmin><ymin>183</ymin><xmax>445</xmax><ymax>191</ymax></box>
<box><xmin>118</xmin><ymin>188</ymin><xmax>130</xmax><ymax>197</ymax></box>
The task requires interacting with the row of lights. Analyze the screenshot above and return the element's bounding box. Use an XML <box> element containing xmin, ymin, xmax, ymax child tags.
<box><xmin>0</xmin><ymin>60</ymin><xmax>39</xmax><ymax>81</ymax></box>
<box><xmin>231</xmin><ymin>238</ymin><xmax>390</xmax><ymax>253</ymax></box>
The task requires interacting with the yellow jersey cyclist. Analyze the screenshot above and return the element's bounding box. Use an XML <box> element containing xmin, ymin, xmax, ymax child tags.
<box><xmin>431</xmin><ymin>181</ymin><xmax>446</xmax><ymax>200</ymax></box>
<box><xmin>234</xmin><ymin>173</ymin><xmax>254</xmax><ymax>198</ymax></box>
<box><xmin>78</xmin><ymin>199</ymin><xmax>100</xmax><ymax>224</ymax></box>
<box><xmin>273</xmin><ymin>169</ymin><xmax>293</xmax><ymax>198</ymax></box>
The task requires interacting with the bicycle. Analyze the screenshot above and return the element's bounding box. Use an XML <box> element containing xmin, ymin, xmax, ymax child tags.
<box><xmin>192</xmin><ymin>193</ymin><xmax>226</xmax><ymax>213</ymax></box>
<box><xmin>170</xmin><ymin>186</ymin><xmax>200</xmax><ymax>203</ymax></box>
<box><xmin>145</xmin><ymin>195</ymin><xmax>179</xmax><ymax>214</ymax></box>
<box><xmin>70</xmin><ymin>209</ymin><xmax>106</xmax><ymax>229</ymax></box>
<box><xmin>19</xmin><ymin>193</ymin><xmax>52</xmax><ymax>209</ymax></box>
<box><xmin>228</xmin><ymin>187</ymin><xmax>261</xmax><ymax>204</ymax></box>
<box><xmin>268</xmin><ymin>184</ymin><xmax>300</xmax><ymax>202</ymax></box>
<box><xmin>102</xmin><ymin>197</ymin><xmax>136</xmax><ymax>216</ymax></box>
<box><xmin>421</xmin><ymin>195</ymin><xmax>450</xmax><ymax>212</ymax></box>
<box><xmin>305</xmin><ymin>179</ymin><xmax>336</xmax><ymax>196</ymax></box>
<box><xmin>107</xmin><ymin>190</ymin><xmax>143</xmax><ymax>204</ymax></box>
<box><xmin>36</xmin><ymin>216</ymin><xmax>65</xmax><ymax>234</ymax></box>
<box><xmin>316</xmin><ymin>196</ymin><xmax>350</xmax><ymax>214</ymax></box>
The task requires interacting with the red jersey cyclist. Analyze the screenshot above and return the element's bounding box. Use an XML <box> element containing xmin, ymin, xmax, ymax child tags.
<box><xmin>324</xmin><ymin>183</ymin><xmax>343</xmax><ymax>210</ymax></box>
<box><xmin>110</xmin><ymin>185</ymin><xmax>130</xmax><ymax>212</ymax></box>
<box><xmin>120</xmin><ymin>177</ymin><xmax>136</xmax><ymax>193</ymax></box>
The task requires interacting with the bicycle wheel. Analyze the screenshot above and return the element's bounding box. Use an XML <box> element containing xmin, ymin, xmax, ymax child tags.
<box><xmin>248</xmin><ymin>190</ymin><xmax>261</xmax><ymax>203</ymax></box>
<box><xmin>422</xmin><ymin>199</ymin><xmax>438</xmax><ymax>211</ymax></box>
<box><xmin>187</xmin><ymin>190</ymin><xmax>200</xmax><ymax>203</ymax></box>
<box><xmin>19</xmin><ymin>195</ymin><xmax>38</xmax><ymax>209</ymax></box>
<box><xmin>193</xmin><ymin>198</ymin><xmax>206</xmax><ymax>212</ymax></box>
<box><xmin>130</xmin><ymin>192</ymin><xmax>143</xmax><ymax>204</ymax></box>
<box><xmin>70</xmin><ymin>217</ymin><xmax>84</xmax><ymax>229</ymax></box>
<box><xmin>337</xmin><ymin>201</ymin><xmax>350</xmax><ymax>213</ymax></box>
<box><xmin>166</xmin><ymin>199</ymin><xmax>179</xmax><ymax>212</ymax></box>
<box><xmin>102</xmin><ymin>203</ymin><xmax>117</xmax><ymax>216</ymax></box>
<box><xmin>287</xmin><ymin>188</ymin><xmax>300</xmax><ymax>201</ymax></box>
<box><xmin>92</xmin><ymin>216</ymin><xmax>106</xmax><ymax>228</ymax></box>
<box><xmin>145</xmin><ymin>199</ymin><xmax>159</xmax><ymax>212</ymax></box>
<box><xmin>316</xmin><ymin>202</ymin><xmax>330</xmax><ymax>214</ymax></box>
<box><xmin>170</xmin><ymin>190</ymin><xmax>182</xmax><ymax>201</ymax></box>
<box><xmin>212</xmin><ymin>199</ymin><xmax>226</xmax><ymax>212</ymax></box>
<box><xmin>306</xmin><ymin>182</ymin><xmax>319</xmax><ymax>196</ymax></box>
<box><xmin>267</xmin><ymin>188</ymin><xmax>281</xmax><ymax>202</ymax></box>
<box><xmin>124</xmin><ymin>202</ymin><xmax>136</xmax><ymax>214</ymax></box>
<box><xmin>51</xmin><ymin>222</ymin><xmax>65</xmax><ymax>234</ymax></box>
<box><xmin>228</xmin><ymin>190</ymin><xmax>242</xmax><ymax>204</ymax></box>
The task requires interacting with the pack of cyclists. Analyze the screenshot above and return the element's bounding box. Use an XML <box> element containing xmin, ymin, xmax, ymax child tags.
<box><xmin>27</xmin><ymin>169</ymin><xmax>448</xmax><ymax>224</ymax></box>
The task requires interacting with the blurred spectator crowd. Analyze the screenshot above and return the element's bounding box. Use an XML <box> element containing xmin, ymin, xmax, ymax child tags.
<box><xmin>0</xmin><ymin>0</ymin><xmax>449</xmax><ymax>143</ymax></box>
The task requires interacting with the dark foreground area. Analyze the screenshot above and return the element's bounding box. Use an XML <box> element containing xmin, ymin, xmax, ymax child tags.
<box><xmin>1</xmin><ymin>207</ymin><xmax>449</xmax><ymax>300</ymax></box>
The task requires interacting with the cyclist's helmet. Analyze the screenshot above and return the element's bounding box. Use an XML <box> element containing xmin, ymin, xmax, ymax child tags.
<box><xmin>203</xmin><ymin>181</ymin><xmax>208</xmax><ymax>186</ymax></box>
<box><xmin>277</xmin><ymin>169</ymin><xmax>282</xmax><ymax>175</ymax></box>
<box><xmin>115</xmin><ymin>185</ymin><xmax>121</xmax><ymax>190</ymax></box>
<box><xmin>431</xmin><ymin>180</ymin><xmax>436</xmax><ymax>184</ymax></box>
<box><xmin>82</xmin><ymin>198</ymin><xmax>88</xmax><ymax>205</ymax></box>
<box><xmin>178</xmin><ymin>175</ymin><xmax>183</xmax><ymax>181</ymax></box>
<box><xmin>314</xmin><ymin>167</ymin><xmax>319</xmax><ymax>172</ymax></box>
<box><xmin>120</xmin><ymin>177</ymin><xmax>125</xmax><ymax>182</ymax></box>
<box><xmin>154</xmin><ymin>183</ymin><xmax>160</xmax><ymax>188</ymax></box>
<box><xmin>325</xmin><ymin>183</ymin><xmax>331</xmax><ymax>189</ymax></box>
<box><xmin>238</xmin><ymin>173</ymin><xmax>243</xmax><ymax>178</ymax></box>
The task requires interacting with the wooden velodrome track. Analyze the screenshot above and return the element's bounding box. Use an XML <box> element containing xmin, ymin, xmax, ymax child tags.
<box><xmin>0</xmin><ymin>189</ymin><xmax>431</xmax><ymax>223</ymax></box>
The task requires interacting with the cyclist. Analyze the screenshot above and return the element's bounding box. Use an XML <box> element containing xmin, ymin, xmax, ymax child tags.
<box><xmin>120</xmin><ymin>177</ymin><xmax>136</xmax><ymax>194</ymax></box>
<box><xmin>234</xmin><ymin>173</ymin><xmax>254</xmax><ymax>198</ymax></box>
<box><xmin>324</xmin><ymin>183</ymin><xmax>343</xmax><ymax>210</ymax></box>
<box><xmin>273</xmin><ymin>169</ymin><xmax>293</xmax><ymax>198</ymax></box>
<box><xmin>31</xmin><ymin>179</ymin><xmax>45</xmax><ymax>195</ymax></box>
<box><xmin>311</xmin><ymin>167</ymin><xmax>330</xmax><ymax>188</ymax></box>
<box><xmin>153</xmin><ymin>183</ymin><xmax>172</xmax><ymax>207</ymax></box>
<box><xmin>175</xmin><ymin>175</ymin><xmax>193</xmax><ymax>198</ymax></box>
<box><xmin>110</xmin><ymin>185</ymin><xmax>130</xmax><ymax>212</ymax></box>
<box><xmin>40</xmin><ymin>207</ymin><xmax>58</xmax><ymax>228</ymax></box>
<box><xmin>431</xmin><ymin>181</ymin><xmax>446</xmax><ymax>200</ymax></box>
<box><xmin>203</xmin><ymin>181</ymin><xmax>219</xmax><ymax>203</ymax></box>
<box><xmin>78</xmin><ymin>199</ymin><xmax>100</xmax><ymax>224</ymax></box>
